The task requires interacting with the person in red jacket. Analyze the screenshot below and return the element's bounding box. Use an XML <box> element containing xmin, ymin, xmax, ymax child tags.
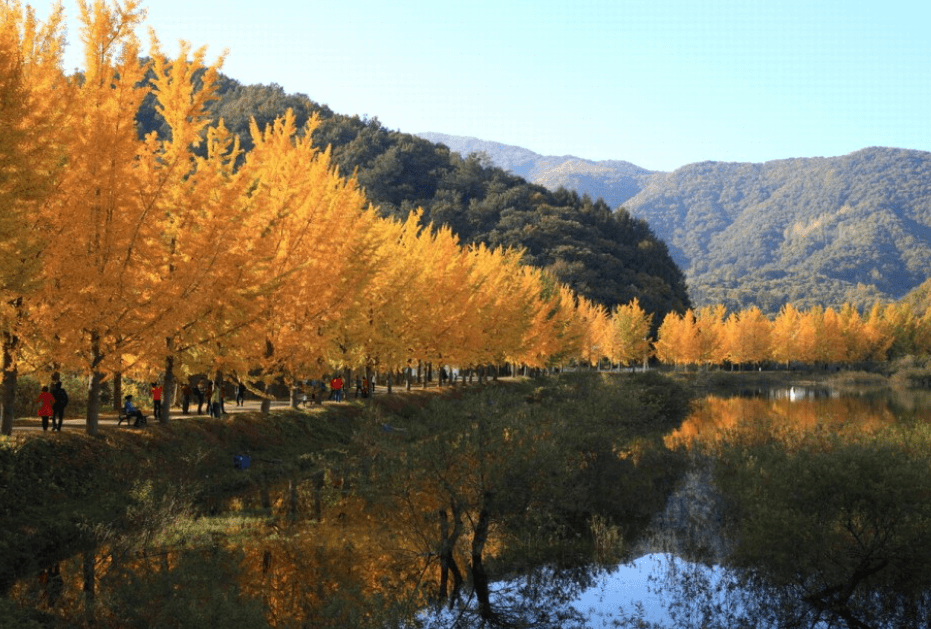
<box><xmin>36</xmin><ymin>385</ymin><xmax>55</xmax><ymax>431</ymax></box>
<box><xmin>151</xmin><ymin>382</ymin><xmax>163</xmax><ymax>421</ymax></box>
<box><xmin>330</xmin><ymin>376</ymin><xmax>344</xmax><ymax>402</ymax></box>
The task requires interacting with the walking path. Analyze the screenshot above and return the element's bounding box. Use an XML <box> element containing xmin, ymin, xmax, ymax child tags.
<box><xmin>8</xmin><ymin>375</ymin><xmax>503</xmax><ymax>434</ymax></box>
<box><xmin>8</xmin><ymin>384</ymin><xmax>414</xmax><ymax>433</ymax></box>
<box><xmin>10</xmin><ymin>398</ymin><xmax>310</xmax><ymax>433</ymax></box>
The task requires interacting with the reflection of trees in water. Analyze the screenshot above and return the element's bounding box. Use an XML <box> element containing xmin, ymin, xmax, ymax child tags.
<box><xmin>407</xmin><ymin>373</ymin><xmax>690</xmax><ymax>628</ymax></box>
<box><xmin>419</xmin><ymin>565</ymin><xmax>598</xmax><ymax>629</ymax></box>
<box><xmin>666</xmin><ymin>394</ymin><xmax>900</xmax><ymax>451</ymax></box>
<box><xmin>635</xmin><ymin>459</ymin><xmax>731</xmax><ymax>563</ymax></box>
<box><xmin>642</xmin><ymin>392</ymin><xmax>931</xmax><ymax>629</ymax></box>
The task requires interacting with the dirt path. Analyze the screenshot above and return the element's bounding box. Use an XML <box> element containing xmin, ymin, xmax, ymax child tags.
<box><xmin>8</xmin><ymin>383</ymin><xmax>436</xmax><ymax>433</ymax></box>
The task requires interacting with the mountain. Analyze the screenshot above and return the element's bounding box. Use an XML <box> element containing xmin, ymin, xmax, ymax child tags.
<box><xmin>417</xmin><ymin>133</ymin><xmax>655</xmax><ymax>209</ymax></box>
<box><xmin>420</xmin><ymin>135</ymin><xmax>931</xmax><ymax>314</ymax></box>
<box><xmin>623</xmin><ymin>148</ymin><xmax>931</xmax><ymax>313</ymax></box>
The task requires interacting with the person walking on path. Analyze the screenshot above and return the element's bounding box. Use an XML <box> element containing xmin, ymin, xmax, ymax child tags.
<box><xmin>180</xmin><ymin>383</ymin><xmax>192</xmax><ymax>415</ymax></box>
<box><xmin>330</xmin><ymin>375</ymin><xmax>344</xmax><ymax>402</ymax></box>
<box><xmin>203</xmin><ymin>380</ymin><xmax>213</xmax><ymax>416</ymax></box>
<box><xmin>51</xmin><ymin>382</ymin><xmax>68</xmax><ymax>431</ymax></box>
<box><xmin>36</xmin><ymin>385</ymin><xmax>55</xmax><ymax>431</ymax></box>
<box><xmin>196</xmin><ymin>379</ymin><xmax>207</xmax><ymax>415</ymax></box>
<box><xmin>151</xmin><ymin>382</ymin><xmax>163</xmax><ymax>421</ymax></box>
<box><xmin>235</xmin><ymin>381</ymin><xmax>246</xmax><ymax>406</ymax></box>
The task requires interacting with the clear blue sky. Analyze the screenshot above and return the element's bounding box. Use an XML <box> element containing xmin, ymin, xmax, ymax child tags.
<box><xmin>52</xmin><ymin>0</ymin><xmax>931</xmax><ymax>172</ymax></box>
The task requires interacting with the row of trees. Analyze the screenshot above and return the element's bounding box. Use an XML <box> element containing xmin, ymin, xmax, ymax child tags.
<box><xmin>0</xmin><ymin>1</ymin><xmax>656</xmax><ymax>436</ymax></box>
<box><xmin>152</xmin><ymin>74</ymin><xmax>693</xmax><ymax>324</ymax></box>
<box><xmin>652</xmin><ymin>302</ymin><xmax>931</xmax><ymax>368</ymax></box>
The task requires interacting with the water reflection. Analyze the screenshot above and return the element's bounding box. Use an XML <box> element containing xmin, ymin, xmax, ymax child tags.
<box><xmin>664</xmin><ymin>387</ymin><xmax>931</xmax><ymax>452</ymax></box>
<box><xmin>420</xmin><ymin>386</ymin><xmax>931</xmax><ymax>629</ymax></box>
<box><xmin>635</xmin><ymin>386</ymin><xmax>931</xmax><ymax>629</ymax></box>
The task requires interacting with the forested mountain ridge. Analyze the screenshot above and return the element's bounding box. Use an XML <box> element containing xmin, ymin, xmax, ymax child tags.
<box><xmin>625</xmin><ymin>148</ymin><xmax>931</xmax><ymax>313</ymax></box>
<box><xmin>422</xmin><ymin>134</ymin><xmax>931</xmax><ymax>314</ymax></box>
<box><xmin>135</xmin><ymin>79</ymin><xmax>691</xmax><ymax>324</ymax></box>
<box><xmin>417</xmin><ymin>132</ymin><xmax>655</xmax><ymax>209</ymax></box>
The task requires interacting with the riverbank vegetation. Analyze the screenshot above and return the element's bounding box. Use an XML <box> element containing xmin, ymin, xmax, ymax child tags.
<box><xmin>664</xmin><ymin>390</ymin><xmax>931</xmax><ymax>629</ymax></box>
<box><xmin>0</xmin><ymin>371</ymin><xmax>690</xmax><ymax>628</ymax></box>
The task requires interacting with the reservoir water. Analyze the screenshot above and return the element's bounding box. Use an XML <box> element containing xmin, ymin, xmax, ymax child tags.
<box><xmin>424</xmin><ymin>385</ymin><xmax>931</xmax><ymax>628</ymax></box>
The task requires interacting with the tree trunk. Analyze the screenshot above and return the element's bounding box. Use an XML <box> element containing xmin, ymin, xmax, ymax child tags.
<box><xmin>85</xmin><ymin>331</ymin><xmax>103</xmax><ymax>435</ymax></box>
<box><xmin>439</xmin><ymin>502</ymin><xmax>464</xmax><ymax>606</ymax></box>
<box><xmin>161</xmin><ymin>346</ymin><xmax>175</xmax><ymax>424</ymax></box>
<box><xmin>290</xmin><ymin>380</ymin><xmax>301</xmax><ymax>408</ymax></box>
<box><xmin>261</xmin><ymin>338</ymin><xmax>273</xmax><ymax>414</ymax></box>
<box><xmin>112</xmin><ymin>371</ymin><xmax>122</xmax><ymax>411</ymax></box>
<box><xmin>213</xmin><ymin>370</ymin><xmax>226</xmax><ymax>416</ymax></box>
<box><xmin>0</xmin><ymin>332</ymin><xmax>18</xmax><ymax>436</ymax></box>
<box><xmin>471</xmin><ymin>497</ymin><xmax>494</xmax><ymax>620</ymax></box>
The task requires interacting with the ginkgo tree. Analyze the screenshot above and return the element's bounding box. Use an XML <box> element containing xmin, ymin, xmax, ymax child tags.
<box><xmin>226</xmin><ymin>111</ymin><xmax>386</xmax><ymax>407</ymax></box>
<box><xmin>36</xmin><ymin>0</ymin><xmax>168</xmax><ymax>434</ymax></box>
<box><xmin>0</xmin><ymin>1</ymin><xmax>70</xmax><ymax>435</ymax></box>
<box><xmin>607</xmin><ymin>298</ymin><xmax>653</xmax><ymax>368</ymax></box>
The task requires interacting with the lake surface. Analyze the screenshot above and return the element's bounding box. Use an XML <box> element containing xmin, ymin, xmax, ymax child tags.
<box><xmin>461</xmin><ymin>385</ymin><xmax>931</xmax><ymax>629</ymax></box>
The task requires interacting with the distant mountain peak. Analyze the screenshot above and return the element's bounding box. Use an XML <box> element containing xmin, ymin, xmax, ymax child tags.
<box><xmin>416</xmin><ymin>132</ymin><xmax>656</xmax><ymax>207</ymax></box>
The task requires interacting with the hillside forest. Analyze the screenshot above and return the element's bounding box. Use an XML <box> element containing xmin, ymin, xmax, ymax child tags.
<box><xmin>426</xmin><ymin>136</ymin><xmax>931</xmax><ymax>315</ymax></box>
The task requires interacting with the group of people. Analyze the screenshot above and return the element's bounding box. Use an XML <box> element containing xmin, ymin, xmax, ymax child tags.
<box><xmin>177</xmin><ymin>379</ymin><xmax>247</xmax><ymax>417</ymax></box>
<box><xmin>35</xmin><ymin>372</ymin><xmax>373</xmax><ymax>431</ymax></box>
<box><xmin>320</xmin><ymin>375</ymin><xmax>374</xmax><ymax>403</ymax></box>
<box><xmin>294</xmin><ymin>375</ymin><xmax>376</xmax><ymax>406</ymax></box>
<box><xmin>120</xmin><ymin>381</ymin><xmax>161</xmax><ymax>427</ymax></box>
<box><xmin>122</xmin><ymin>379</ymin><xmax>248</xmax><ymax>426</ymax></box>
<box><xmin>296</xmin><ymin>377</ymin><xmax>380</xmax><ymax>405</ymax></box>
<box><xmin>35</xmin><ymin>381</ymin><xmax>69</xmax><ymax>431</ymax></box>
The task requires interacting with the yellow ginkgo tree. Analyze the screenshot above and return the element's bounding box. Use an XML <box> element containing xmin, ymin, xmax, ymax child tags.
<box><xmin>0</xmin><ymin>1</ymin><xmax>71</xmax><ymax>435</ymax></box>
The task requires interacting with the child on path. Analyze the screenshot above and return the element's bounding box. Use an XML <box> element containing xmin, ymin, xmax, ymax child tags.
<box><xmin>36</xmin><ymin>386</ymin><xmax>55</xmax><ymax>431</ymax></box>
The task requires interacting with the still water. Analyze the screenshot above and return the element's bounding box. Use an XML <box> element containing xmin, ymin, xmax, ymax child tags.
<box><xmin>433</xmin><ymin>386</ymin><xmax>931</xmax><ymax>629</ymax></box>
<box><xmin>581</xmin><ymin>386</ymin><xmax>931</xmax><ymax>629</ymax></box>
